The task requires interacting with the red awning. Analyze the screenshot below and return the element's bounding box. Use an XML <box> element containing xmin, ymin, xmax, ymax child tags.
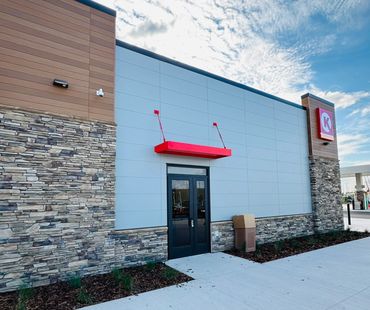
<box><xmin>154</xmin><ymin>141</ymin><xmax>232</xmax><ymax>159</ymax></box>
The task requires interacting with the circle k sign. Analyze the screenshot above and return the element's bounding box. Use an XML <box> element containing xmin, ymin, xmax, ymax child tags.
<box><xmin>317</xmin><ymin>108</ymin><xmax>334</xmax><ymax>141</ymax></box>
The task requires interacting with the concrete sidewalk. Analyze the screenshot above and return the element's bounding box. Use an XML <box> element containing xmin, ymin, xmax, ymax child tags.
<box><xmin>82</xmin><ymin>237</ymin><xmax>370</xmax><ymax>310</ymax></box>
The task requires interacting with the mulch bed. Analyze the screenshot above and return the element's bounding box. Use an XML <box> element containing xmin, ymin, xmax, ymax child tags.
<box><xmin>0</xmin><ymin>263</ymin><xmax>192</xmax><ymax>310</ymax></box>
<box><xmin>226</xmin><ymin>230</ymin><xmax>370</xmax><ymax>263</ymax></box>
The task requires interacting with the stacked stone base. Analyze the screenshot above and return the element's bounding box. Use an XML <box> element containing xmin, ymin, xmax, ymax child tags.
<box><xmin>309</xmin><ymin>156</ymin><xmax>344</xmax><ymax>232</ymax></box>
<box><xmin>0</xmin><ymin>107</ymin><xmax>169</xmax><ymax>293</ymax></box>
<box><xmin>112</xmin><ymin>227</ymin><xmax>168</xmax><ymax>268</ymax></box>
<box><xmin>0</xmin><ymin>226</ymin><xmax>168</xmax><ymax>293</ymax></box>
<box><xmin>211</xmin><ymin>214</ymin><xmax>315</xmax><ymax>252</ymax></box>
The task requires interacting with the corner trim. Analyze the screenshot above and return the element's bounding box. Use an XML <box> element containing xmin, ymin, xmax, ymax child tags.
<box><xmin>301</xmin><ymin>93</ymin><xmax>335</xmax><ymax>107</ymax></box>
<box><xmin>75</xmin><ymin>0</ymin><xmax>116</xmax><ymax>16</ymax></box>
<box><xmin>116</xmin><ymin>40</ymin><xmax>306</xmax><ymax>111</ymax></box>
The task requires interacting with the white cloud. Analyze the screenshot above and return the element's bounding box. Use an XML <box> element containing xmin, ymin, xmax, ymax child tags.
<box><xmin>338</xmin><ymin>134</ymin><xmax>370</xmax><ymax>157</ymax></box>
<box><xmin>308</xmin><ymin>88</ymin><xmax>370</xmax><ymax>109</ymax></box>
<box><xmin>349</xmin><ymin>105</ymin><xmax>370</xmax><ymax>117</ymax></box>
<box><xmin>94</xmin><ymin>0</ymin><xmax>369</xmax><ymax>99</ymax></box>
<box><xmin>104</xmin><ymin>0</ymin><xmax>369</xmax><ymax>105</ymax></box>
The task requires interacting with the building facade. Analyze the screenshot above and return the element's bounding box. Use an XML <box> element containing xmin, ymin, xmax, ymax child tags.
<box><xmin>0</xmin><ymin>0</ymin><xmax>343</xmax><ymax>292</ymax></box>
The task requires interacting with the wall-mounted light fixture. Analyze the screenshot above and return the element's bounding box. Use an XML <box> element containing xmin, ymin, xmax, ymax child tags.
<box><xmin>323</xmin><ymin>141</ymin><xmax>330</xmax><ymax>146</ymax></box>
<box><xmin>53</xmin><ymin>79</ymin><xmax>68</xmax><ymax>88</ymax></box>
<box><xmin>96</xmin><ymin>88</ymin><xmax>104</xmax><ymax>97</ymax></box>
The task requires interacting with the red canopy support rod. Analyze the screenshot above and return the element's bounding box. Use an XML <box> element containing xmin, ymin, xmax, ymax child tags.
<box><xmin>213</xmin><ymin>122</ymin><xmax>226</xmax><ymax>149</ymax></box>
<box><xmin>154</xmin><ymin>110</ymin><xmax>166</xmax><ymax>142</ymax></box>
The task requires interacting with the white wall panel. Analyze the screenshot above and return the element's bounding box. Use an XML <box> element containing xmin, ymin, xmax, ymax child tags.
<box><xmin>115</xmin><ymin>45</ymin><xmax>312</xmax><ymax>229</ymax></box>
<box><xmin>116</xmin><ymin>47</ymin><xmax>159</xmax><ymax>72</ymax></box>
<box><xmin>116</xmin><ymin>60</ymin><xmax>160</xmax><ymax>86</ymax></box>
<box><xmin>207</xmin><ymin>78</ymin><xmax>245</xmax><ymax>98</ymax></box>
<box><xmin>161</xmin><ymin>89</ymin><xmax>208</xmax><ymax>112</ymax></box>
<box><xmin>117</xmin><ymin>77</ymin><xmax>160</xmax><ymax>101</ymax></box>
<box><xmin>160</xmin><ymin>75</ymin><xmax>207</xmax><ymax>99</ymax></box>
<box><xmin>161</xmin><ymin>62</ymin><xmax>207</xmax><ymax>86</ymax></box>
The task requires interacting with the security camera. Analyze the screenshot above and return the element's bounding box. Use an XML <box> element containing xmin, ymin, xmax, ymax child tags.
<box><xmin>96</xmin><ymin>88</ymin><xmax>104</xmax><ymax>97</ymax></box>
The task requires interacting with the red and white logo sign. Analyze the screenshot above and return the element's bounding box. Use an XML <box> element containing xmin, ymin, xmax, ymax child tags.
<box><xmin>317</xmin><ymin>108</ymin><xmax>334</xmax><ymax>141</ymax></box>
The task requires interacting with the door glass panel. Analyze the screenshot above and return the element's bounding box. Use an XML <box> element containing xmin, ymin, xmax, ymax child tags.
<box><xmin>196</xmin><ymin>180</ymin><xmax>206</xmax><ymax>244</ymax></box>
<box><xmin>171</xmin><ymin>180</ymin><xmax>190</xmax><ymax>247</ymax></box>
<box><xmin>168</xmin><ymin>166</ymin><xmax>207</xmax><ymax>176</ymax></box>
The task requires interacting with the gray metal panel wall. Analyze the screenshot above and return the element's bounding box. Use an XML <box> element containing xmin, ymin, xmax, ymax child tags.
<box><xmin>115</xmin><ymin>46</ymin><xmax>311</xmax><ymax>229</ymax></box>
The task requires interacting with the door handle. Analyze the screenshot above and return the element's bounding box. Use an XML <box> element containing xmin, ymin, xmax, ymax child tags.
<box><xmin>190</xmin><ymin>219</ymin><xmax>194</xmax><ymax>228</ymax></box>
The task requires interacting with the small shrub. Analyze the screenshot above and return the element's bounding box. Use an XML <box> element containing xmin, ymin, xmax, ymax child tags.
<box><xmin>111</xmin><ymin>268</ymin><xmax>133</xmax><ymax>291</ymax></box>
<box><xmin>306</xmin><ymin>236</ymin><xmax>317</xmax><ymax>247</ymax></box>
<box><xmin>77</xmin><ymin>288</ymin><xmax>92</xmax><ymax>305</ymax></box>
<box><xmin>16</xmin><ymin>302</ymin><xmax>26</xmax><ymax>310</ymax></box>
<box><xmin>121</xmin><ymin>273</ymin><xmax>133</xmax><ymax>291</ymax></box>
<box><xmin>273</xmin><ymin>240</ymin><xmax>284</xmax><ymax>253</ymax></box>
<box><xmin>289</xmin><ymin>238</ymin><xmax>301</xmax><ymax>248</ymax></box>
<box><xmin>68</xmin><ymin>275</ymin><xmax>82</xmax><ymax>289</ymax></box>
<box><xmin>19</xmin><ymin>285</ymin><xmax>33</xmax><ymax>301</ymax></box>
<box><xmin>329</xmin><ymin>230</ymin><xmax>342</xmax><ymax>238</ymax></box>
<box><xmin>162</xmin><ymin>267</ymin><xmax>179</xmax><ymax>280</ymax></box>
<box><xmin>17</xmin><ymin>285</ymin><xmax>33</xmax><ymax>310</ymax></box>
<box><xmin>365</xmin><ymin>229</ymin><xmax>369</xmax><ymax>234</ymax></box>
<box><xmin>112</xmin><ymin>268</ymin><xmax>122</xmax><ymax>284</ymax></box>
<box><xmin>254</xmin><ymin>246</ymin><xmax>262</xmax><ymax>257</ymax></box>
<box><xmin>145</xmin><ymin>261</ymin><xmax>156</xmax><ymax>272</ymax></box>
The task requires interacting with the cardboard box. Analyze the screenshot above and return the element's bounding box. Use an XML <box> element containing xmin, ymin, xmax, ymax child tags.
<box><xmin>234</xmin><ymin>228</ymin><xmax>256</xmax><ymax>252</ymax></box>
<box><xmin>232</xmin><ymin>214</ymin><xmax>255</xmax><ymax>229</ymax></box>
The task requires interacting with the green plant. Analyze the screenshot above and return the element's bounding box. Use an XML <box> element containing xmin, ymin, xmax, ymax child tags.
<box><xmin>328</xmin><ymin>230</ymin><xmax>342</xmax><ymax>238</ymax></box>
<box><xmin>289</xmin><ymin>238</ymin><xmax>301</xmax><ymax>248</ymax></box>
<box><xmin>162</xmin><ymin>267</ymin><xmax>179</xmax><ymax>280</ymax></box>
<box><xmin>306</xmin><ymin>236</ymin><xmax>317</xmax><ymax>247</ymax></box>
<box><xmin>17</xmin><ymin>284</ymin><xmax>34</xmax><ymax>310</ymax></box>
<box><xmin>273</xmin><ymin>240</ymin><xmax>284</xmax><ymax>253</ymax></box>
<box><xmin>254</xmin><ymin>246</ymin><xmax>262</xmax><ymax>257</ymax></box>
<box><xmin>77</xmin><ymin>287</ymin><xmax>92</xmax><ymax>305</ymax></box>
<box><xmin>16</xmin><ymin>302</ymin><xmax>26</xmax><ymax>310</ymax></box>
<box><xmin>121</xmin><ymin>273</ymin><xmax>133</xmax><ymax>291</ymax></box>
<box><xmin>145</xmin><ymin>261</ymin><xmax>156</xmax><ymax>272</ymax></box>
<box><xmin>68</xmin><ymin>275</ymin><xmax>82</xmax><ymax>289</ymax></box>
<box><xmin>111</xmin><ymin>268</ymin><xmax>133</xmax><ymax>291</ymax></box>
<box><xmin>112</xmin><ymin>267</ymin><xmax>122</xmax><ymax>284</ymax></box>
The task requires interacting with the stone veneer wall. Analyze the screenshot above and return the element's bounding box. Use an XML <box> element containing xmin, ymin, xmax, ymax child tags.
<box><xmin>309</xmin><ymin>156</ymin><xmax>344</xmax><ymax>232</ymax></box>
<box><xmin>211</xmin><ymin>221</ymin><xmax>234</xmax><ymax>252</ymax></box>
<box><xmin>112</xmin><ymin>227</ymin><xmax>168</xmax><ymax>268</ymax></box>
<box><xmin>211</xmin><ymin>214</ymin><xmax>315</xmax><ymax>252</ymax></box>
<box><xmin>0</xmin><ymin>107</ymin><xmax>168</xmax><ymax>293</ymax></box>
<box><xmin>256</xmin><ymin>214</ymin><xmax>314</xmax><ymax>244</ymax></box>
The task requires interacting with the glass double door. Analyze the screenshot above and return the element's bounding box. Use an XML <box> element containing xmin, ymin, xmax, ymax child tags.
<box><xmin>167</xmin><ymin>171</ymin><xmax>210</xmax><ymax>259</ymax></box>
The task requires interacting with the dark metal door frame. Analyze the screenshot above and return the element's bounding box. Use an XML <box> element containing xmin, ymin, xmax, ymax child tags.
<box><xmin>167</xmin><ymin>165</ymin><xmax>210</xmax><ymax>259</ymax></box>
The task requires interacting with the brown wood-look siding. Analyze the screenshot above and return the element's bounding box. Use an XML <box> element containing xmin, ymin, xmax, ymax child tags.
<box><xmin>0</xmin><ymin>0</ymin><xmax>115</xmax><ymax>123</ymax></box>
<box><xmin>301</xmin><ymin>95</ymin><xmax>338</xmax><ymax>159</ymax></box>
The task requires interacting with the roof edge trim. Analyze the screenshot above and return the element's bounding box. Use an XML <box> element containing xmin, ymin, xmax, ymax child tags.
<box><xmin>301</xmin><ymin>93</ymin><xmax>335</xmax><ymax>107</ymax></box>
<box><xmin>76</xmin><ymin>0</ymin><xmax>116</xmax><ymax>16</ymax></box>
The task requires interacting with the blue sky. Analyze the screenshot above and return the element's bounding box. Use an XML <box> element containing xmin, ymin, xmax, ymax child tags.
<box><xmin>97</xmin><ymin>0</ymin><xmax>370</xmax><ymax>167</ymax></box>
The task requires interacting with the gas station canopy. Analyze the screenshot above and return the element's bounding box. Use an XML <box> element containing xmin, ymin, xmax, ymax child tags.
<box><xmin>341</xmin><ymin>165</ymin><xmax>370</xmax><ymax>178</ymax></box>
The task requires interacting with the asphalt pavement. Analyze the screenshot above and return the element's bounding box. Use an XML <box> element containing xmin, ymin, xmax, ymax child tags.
<box><xmin>343</xmin><ymin>209</ymin><xmax>370</xmax><ymax>231</ymax></box>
